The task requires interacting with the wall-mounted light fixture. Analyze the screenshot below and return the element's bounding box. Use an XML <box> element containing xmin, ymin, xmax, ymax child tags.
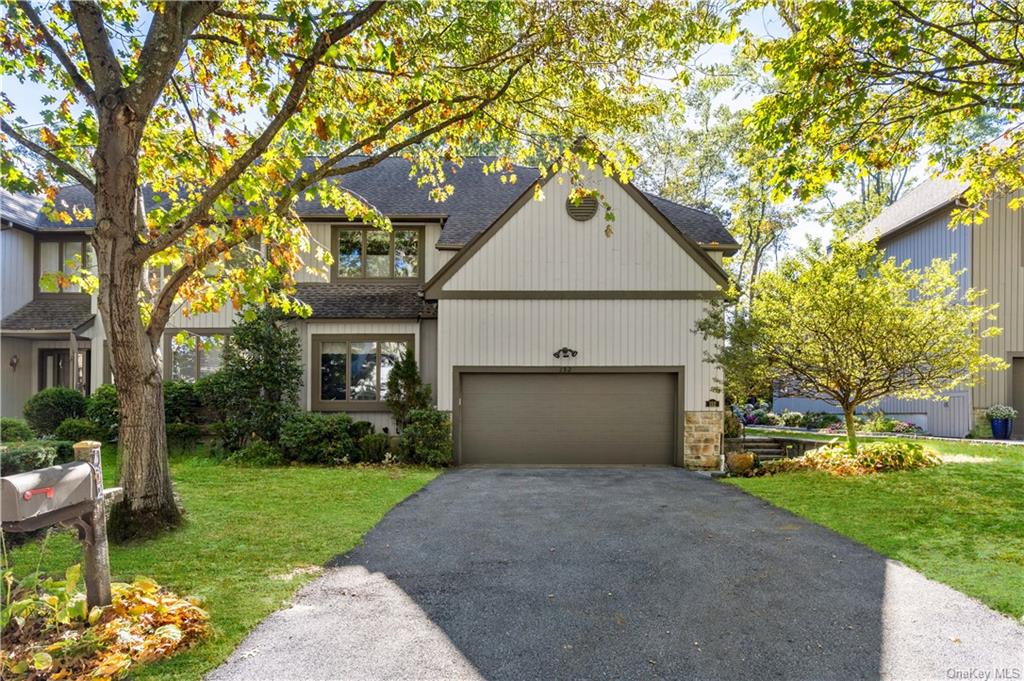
<box><xmin>553</xmin><ymin>347</ymin><xmax>578</xmax><ymax>359</ymax></box>
<box><xmin>9</xmin><ymin>354</ymin><xmax>18</xmax><ymax>372</ymax></box>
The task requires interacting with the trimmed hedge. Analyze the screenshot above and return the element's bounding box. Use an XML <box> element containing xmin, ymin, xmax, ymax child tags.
<box><xmin>398</xmin><ymin>409</ymin><xmax>452</xmax><ymax>466</ymax></box>
<box><xmin>279</xmin><ymin>412</ymin><xmax>358</xmax><ymax>465</ymax></box>
<box><xmin>86</xmin><ymin>384</ymin><xmax>119</xmax><ymax>441</ymax></box>
<box><xmin>0</xmin><ymin>440</ymin><xmax>74</xmax><ymax>476</ymax></box>
<box><xmin>55</xmin><ymin>417</ymin><xmax>105</xmax><ymax>443</ymax></box>
<box><xmin>1</xmin><ymin>418</ymin><xmax>33</xmax><ymax>443</ymax></box>
<box><xmin>23</xmin><ymin>387</ymin><xmax>87</xmax><ymax>436</ymax></box>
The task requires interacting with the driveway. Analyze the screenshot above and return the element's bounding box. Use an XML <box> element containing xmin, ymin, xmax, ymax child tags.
<box><xmin>211</xmin><ymin>468</ymin><xmax>1023</xmax><ymax>680</ymax></box>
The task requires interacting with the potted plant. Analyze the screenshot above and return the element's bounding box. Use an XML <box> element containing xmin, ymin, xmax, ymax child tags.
<box><xmin>985</xmin><ymin>404</ymin><xmax>1018</xmax><ymax>440</ymax></box>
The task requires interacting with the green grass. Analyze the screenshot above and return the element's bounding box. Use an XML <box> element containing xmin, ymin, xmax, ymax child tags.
<box><xmin>3</xmin><ymin>448</ymin><xmax>440</xmax><ymax>679</ymax></box>
<box><xmin>729</xmin><ymin>430</ymin><xmax>1024</xmax><ymax>619</ymax></box>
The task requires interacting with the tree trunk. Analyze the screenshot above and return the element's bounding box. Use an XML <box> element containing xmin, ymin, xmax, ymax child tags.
<box><xmin>843</xmin><ymin>407</ymin><xmax>859</xmax><ymax>455</ymax></box>
<box><xmin>92</xmin><ymin>98</ymin><xmax>181</xmax><ymax>541</ymax></box>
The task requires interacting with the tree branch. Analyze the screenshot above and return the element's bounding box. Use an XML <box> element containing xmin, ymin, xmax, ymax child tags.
<box><xmin>69</xmin><ymin>0</ymin><xmax>125</xmax><ymax>98</ymax></box>
<box><xmin>17</xmin><ymin>1</ymin><xmax>96</xmax><ymax>106</ymax></box>
<box><xmin>1</xmin><ymin>119</ymin><xmax>96</xmax><ymax>193</ymax></box>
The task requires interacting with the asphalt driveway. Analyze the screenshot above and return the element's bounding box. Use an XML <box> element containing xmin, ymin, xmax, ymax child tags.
<box><xmin>211</xmin><ymin>467</ymin><xmax>1023</xmax><ymax>680</ymax></box>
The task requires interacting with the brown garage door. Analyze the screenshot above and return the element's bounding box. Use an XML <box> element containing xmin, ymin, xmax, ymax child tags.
<box><xmin>459</xmin><ymin>372</ymin><xmax>676</xmax><ymax>465</ymax></box>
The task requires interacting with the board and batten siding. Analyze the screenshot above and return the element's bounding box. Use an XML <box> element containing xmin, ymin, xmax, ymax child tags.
<box><xmin>442</xmin><ymin>171</ymin><xmax>719</xmax><ymax>292</ymax></box>
<box><xmin>1</xmin><ymin>228</ymin><xmax>34</xmax><ymax>317</ymax></box>
<box><xmin>435</xmin><ymin>299</ymin><xmax>720</xmax><ymax>413</ymax></box>
<box><xmin>973</xmin><ymin>190</ymin><xmax>1024</xmax><ymax>409</ymax></box>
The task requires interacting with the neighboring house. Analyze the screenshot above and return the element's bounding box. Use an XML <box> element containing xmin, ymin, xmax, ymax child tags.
<box><xmin>774</xmin><ymin>179</ymin><xmax>1024</xmax><ymax>438</ymax></box>
<box><xmin>0</xmin><ymin>157</ymin><xmax>739</xmax><ymax>467</ymax></box>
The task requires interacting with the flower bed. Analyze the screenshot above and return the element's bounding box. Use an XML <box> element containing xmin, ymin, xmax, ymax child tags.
<box><xmin>744</xmin><ymin>440</ymin><xmax>941</xmax><ymax>477</ymax></box>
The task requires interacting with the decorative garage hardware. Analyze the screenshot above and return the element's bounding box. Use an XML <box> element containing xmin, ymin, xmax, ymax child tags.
<box><xmin>1</xmin><ymin>441</ymin><xmax>122</xmax><ymax>608</ymax></box>
<box><xmin>705</xmin><ymin>398</ymin><xmax>720</xmax><ymax>408</ymax></box>
<box><xmin>553</xmin><ymin>347</ymin><xmax>579</xmax><ymax>359</ymax></box>
<box><xmin>565</xmin><ymin>194</ymin><xmax>599</xmax><ymax>222</ymax></box>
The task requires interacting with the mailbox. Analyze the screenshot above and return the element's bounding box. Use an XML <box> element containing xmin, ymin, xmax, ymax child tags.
<box><xmin>1</xmin><ymin>461</ymin><xmax>96</xmax><ymax>531</ymax></box>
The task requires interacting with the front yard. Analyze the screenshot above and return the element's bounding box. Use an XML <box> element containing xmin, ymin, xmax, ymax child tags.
<box><xmin>730</xmin><ymin>429</ymin><xmax>1024</xmax><ymax>619</ymax></box>
<box><xmin>4</xmin><ymin>448</ymin><xmax>440</xmax><ymax>680</ymax></box>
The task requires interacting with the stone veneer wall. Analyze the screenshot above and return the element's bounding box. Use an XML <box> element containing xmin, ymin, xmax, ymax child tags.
<box><xmin>683</xmin><ymin>410</ymin><xmax>723</xmax><ymax>470</ymax></box>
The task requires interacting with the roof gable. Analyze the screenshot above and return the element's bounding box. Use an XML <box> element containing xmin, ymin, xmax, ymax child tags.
<box><xmin>424</xmin><ymin>169</ymin><xmax>728</xmax><ymax>298</ymax></box>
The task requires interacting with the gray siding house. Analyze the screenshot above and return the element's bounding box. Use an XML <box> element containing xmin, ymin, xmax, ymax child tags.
<box><xmin>1</xmin><ymin>157</ymin><xmax>739</xmax><ymax>467</ymax></box>
<box><xmin>774</xmin><ymin>179</ymin><xmax>1024</xmax><ymax>437</ymax></box>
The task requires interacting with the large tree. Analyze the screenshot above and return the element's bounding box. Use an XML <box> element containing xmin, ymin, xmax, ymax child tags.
<box><xmin>752</xmin><ymin>239</ymin><xmax>1006</xmax><ymax>452</ymax></box>
<box><xmin>1</xmin><ymin>0</ymin><xmax>720</xmax><ymax>537</ymax></box>
<box><xmin>744</xmin><ymin>0</ymin><xmax>1024</xmax><ymax>222</ymax></box>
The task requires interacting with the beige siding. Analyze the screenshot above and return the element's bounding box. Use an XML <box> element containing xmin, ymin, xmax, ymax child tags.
<box><xmin>167</xmin><ymin>304</ymin><xmax>238</xmax><ymax>329</ymax></box>
<box><xmin>294</xmin><ymin>223</ymin><xmax>333</xmax><ymax>284</ymax></box>
<box><xmin>443</xmin><ymin>171</ymin><xmax>719</xmax><ymax>291</ymax></box>
<box><xmin>1</xmin><ymin>337</ymin><xmax>34</xmax><ymax>417</ymax></box>
<box><xmin>1</xmin><ymin>228</ymin><xmax>34</xmax><ymax>317</ymax></box>
<box><xmin>436</xmin><ymin>299</ymin><xmax>719</xmax><ymax>412</ymax></box>
<box><xmin>973</xmin><ymin>190</ymin><xmax>1024</xmax><ymax>408</ymax></box>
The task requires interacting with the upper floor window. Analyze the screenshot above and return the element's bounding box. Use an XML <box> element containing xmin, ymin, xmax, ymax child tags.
<box><xmin>37</xmin><ymin>238</ymin><xmax>94</xmax><ymax>293</ymax></box>
<box><xmin>333</xmin><ymin>227</ymin><xmax>421</xmax><ymax>280</ymax></box>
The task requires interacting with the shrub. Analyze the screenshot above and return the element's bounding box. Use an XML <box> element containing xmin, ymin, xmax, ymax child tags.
<box><xmin>226</xmin><ymin>440</ymin><xmax>286</xmax><ymax>466</ymax></box>
<box><xmin>749</xmin><ymin>440</ymin><xmax>940</xmax><ymax>477</ymax></box>
<box><xmin>986</xmin><ymin>404</ymin><xmax>1019</xmax><ymax>420</ymax></box>
<box><xmin>23</xmin><ymin>387</ymin><xmax>86</xmax><ymax>436</ymax></box>
<box><xmin>166</xmin><ymin>422</ymin><xmax>203</xmax><ymax>450</ymax></box>
<box><xmin>799</xmin><ymin>411</ymin><xmax>842</xmax><ymax>430</ymax></box>
<box><xmin>279</xmin><ymin>412</ymin><xmax>357</xmax><ymax>464</ymax></box>
<box><xmin>358</xmin><ymin>433</ymin><xmax>390</xmax><ymax>464</ymax></box>
<box><xmin>725</xmin><ymin>452</ymin><xmax>756</xmax><ymax>474</ymax></box>
<box><xmin>723</xmin><ymin>412</ymin><xmax>743</xmax><ymax>439</ymax></box>
<box><xmin>399</xmin><ymin>409</ymin><xmax>452</xmax><ymax>466</ymax></box>
<box><xmin>86</xmin><ymin>384</ymin><xmax>119</xmax><ymax>441</ymax></box>
<box><xmin>0</xmin><ymin>440</ymin><xmax>74</xmax><ymax>476</ymax></box>
<box><xmin>55</xmin><ymin>417</ymin><xmax>104</xmax><ymax>443</ymax></box>
<box><xmin>384</xmin><ymin>351</ymin><xmax>433</xmax><ymax>430</ymax></box>
<box><xmin>1</xmin><ymin>418</ymin><xmax>33</xmax><ymax>442</ymax></box>
<box><xmin>193</xmin><ymin>371</ymin><xmax>233</xmax><ymax>424</ymax></box>
<box><xmin>348</xmin><ymin>420</ymin><xmax>375</xmax><ymax>443</ymax></box>
<box><xmin>781</xmin><ymin>410</ymin><xmax>803</xmax><ymax>427</ymax></box>
<box><xmin>163</xmin><ymin>380</ymin><xmax>200</xmax><ymax>424</ymax></box>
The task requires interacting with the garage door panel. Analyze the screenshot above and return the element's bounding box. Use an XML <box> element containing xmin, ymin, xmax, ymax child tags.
<box><xmin>460</xmin><ymin>372</ymin><xmax>675</xmax><ymax>465</ymax></box>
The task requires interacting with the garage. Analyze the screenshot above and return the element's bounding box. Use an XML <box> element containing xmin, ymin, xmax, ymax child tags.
<box><xmin>458</xmin><ymin>371</ymin><xmax>678</xmax><ymax>465</ymax></box>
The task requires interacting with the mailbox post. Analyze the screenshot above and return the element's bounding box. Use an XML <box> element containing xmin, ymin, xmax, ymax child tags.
<box><xmin>0</xmin><ymin>440</ymin><xmax>120</xmax><ymax>609</ymax></box>
<box><xmin>74</xmin><ymin>440</ymin><xmax>112</xmax><ymax>608</ymax></box>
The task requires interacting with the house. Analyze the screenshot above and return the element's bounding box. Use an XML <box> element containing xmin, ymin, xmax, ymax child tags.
<box><xmin>1</xmin><ymin>157</ymin><xmax>739</xmax><ymax>467</ymax></box>
<box><xmin>774</xmin><ymin>179</ymin><xmax>1024</xmax><ymax>438</ymax></box>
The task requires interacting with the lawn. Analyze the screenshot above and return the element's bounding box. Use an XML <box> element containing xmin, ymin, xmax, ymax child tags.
<box><xmin>728</xmin><ymin>429</ymin><xmax>1024</xmax><ymax>619</ymax></box>
<box><xmin>3</xmin><ymin>448</ymin><xmax>440</xmax><ymax>679</ymax></box>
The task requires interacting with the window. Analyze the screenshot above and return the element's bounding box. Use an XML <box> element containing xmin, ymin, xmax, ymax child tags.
<box><xmin>167</xmin><ymin>332</ymin><xmax>227</xmax><ymax>381</ymax></box>
<box><xmin>37</xmin><ymin>239</ymin><xmax>93</xmax><ymax>293</ymax></box>
<box><xmin>333</xmin><ymin>227</ymin><xmax>421</xmax><ymax>279</ymax></box>
<box><xmin>314</xmin><ymin>335</ymin><xmax>412</xmax><ymax>409</ymax></box>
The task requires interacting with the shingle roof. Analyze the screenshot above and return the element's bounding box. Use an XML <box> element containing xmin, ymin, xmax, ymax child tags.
<box><xmin>1</xmin><ymin>297</ymin><xmax>94</xmax><ymax>331</ymax></box>
<box><xmin>860</xmin><ymin>176</ymin><xmax>968</xmax><ymax>241</ymax></box>
<box><xmin>0</xmin><ymin>189</ymin><xmax>44</xmax><ymax>229</ymax></box>
<box><xmin>293</xmin><ymin>282</ymin><xmax>431</xmax><ymax>319</ymax></box>
<box><xmin>13</xmin><ymin>157</ymin><xmax>737</xmax><ymax>249</ymax></box>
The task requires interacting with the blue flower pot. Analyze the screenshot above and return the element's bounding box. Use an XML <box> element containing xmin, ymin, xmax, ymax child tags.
<box><xmin>990</xmin><ymin>418</ymin><xmax>1013</xmax><ymax>440</ymax></box>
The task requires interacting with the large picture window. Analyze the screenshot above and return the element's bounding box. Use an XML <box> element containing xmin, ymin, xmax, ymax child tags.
<box><xmin>167</xmin><ymin>332</ymin><xmax>227</xmax><ymax>381</ymax></box>
<box><xmin>313</xmin><ymin>335</ymin><xmax>412</xmax><ymax>409</ymax></box>
<box><xmin>333</xmin><ymin>227</ymin><xmax>421</xmax><ymax>280</ymax></box>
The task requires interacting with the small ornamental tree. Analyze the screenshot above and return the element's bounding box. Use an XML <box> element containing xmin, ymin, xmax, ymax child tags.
<box><xmin>751</xmin><ymin>239</ymin><xmax>1006</xmax><ymax>453</ymax></box>
<box><xmin>384</xmin><ymin>351</ymin><xmax>433</xmax><ymax>431</ymax></box>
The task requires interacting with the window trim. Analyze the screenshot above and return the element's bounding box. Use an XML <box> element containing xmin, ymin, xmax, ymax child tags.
<box><xmin>163</xmin><ymin>329</ymin><xmax>230</xmax><ymax>382</ymax></box>
<box><xmin>330</xmin><ymin>225</ymin><xmax>424</xmax><ymax>282</ymax></box>
<box><xmin>34</xmin><ymin>235</ymin><xmax>91</xmax><ymax>297</ymax></box>
<box><xmin>310</xmin><ymin>333</ymin><xmax>415</xmax><ymax>411</ymax></box>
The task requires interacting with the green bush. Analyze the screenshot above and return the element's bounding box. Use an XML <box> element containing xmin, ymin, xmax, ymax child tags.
<box><xmin>781</xmin><ymin>410</ymin><xmax>803</xmax><ymax>427</ymax></box>
<box><xmin>226</xmin><ymin>439</ymin><xmax>286</xmax><ymax>466</ymax></box>
<box><xmin>348</xmin><ymin>420</ymin><xmax>375</xmax><ymax>443</ymax></box>
<box><xmin>398</xmin><ymin>409</ymin><xmax>452</xmax><ymax>466</ymax></box>
<box><xmin>0</xmin><ymin>440</ymin><xmax>74</xmax><ymax>476</ymax></box>
<box><xmin>166</xmin><ymin>422</ymin><xmax>203</xmax><ymax>450</ymax></box>
<box><xmin>86</xmin><ymin>384</ymin><xmax>119</xmax><ymax>441</ymax></box>
<box><xmin>54</xmin><ymin>417</ymin><xmax>104</xmax><ymax>443</ymax></box>
<box><xmin>163</xmin><ymin>380</ymin><xmax>200</xmax><ymax>424</ymax></box>
<box><xmin>279</xmin><ymin>412</ymin><xmax>357</xmax><ymax>465</ymax></box>
<box><xmin>384</xmin><ymin>351</ymin><xmax>433</xmax><ymax>430</ymax></box>
<box><xmin>358</xmin><ymin>433</ymin><xmax>390</xmax><ymax>463</ymax></box>
<box><xmin>193</xmin><ymin>371</ymin><xmax>232</xmax><ymax>424</ymax></box>
<box><xmin>723</xmin><ymin>412</ymin><xmax>743</xmax><ymax>439</ymax></box>
<box><xmin>1</xmin><ymin>418</ymin><xmax>33</xmax><ymax>442</ymax></box>
<box><xmin>23</xmin><ymin>387</ymin><xmax>87</xmax><ymax>436</ymax></box>
<box><xmin>799</xmin><ymin>411</ymin><xmax>842</xmax><ymax>430</ymax></box>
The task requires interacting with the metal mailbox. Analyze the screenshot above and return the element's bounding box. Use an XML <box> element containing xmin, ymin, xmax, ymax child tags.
<box><xmin>1</xmin><ymin>461</ymin><xmax>96</xmax><ymax>531</ymax></box>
